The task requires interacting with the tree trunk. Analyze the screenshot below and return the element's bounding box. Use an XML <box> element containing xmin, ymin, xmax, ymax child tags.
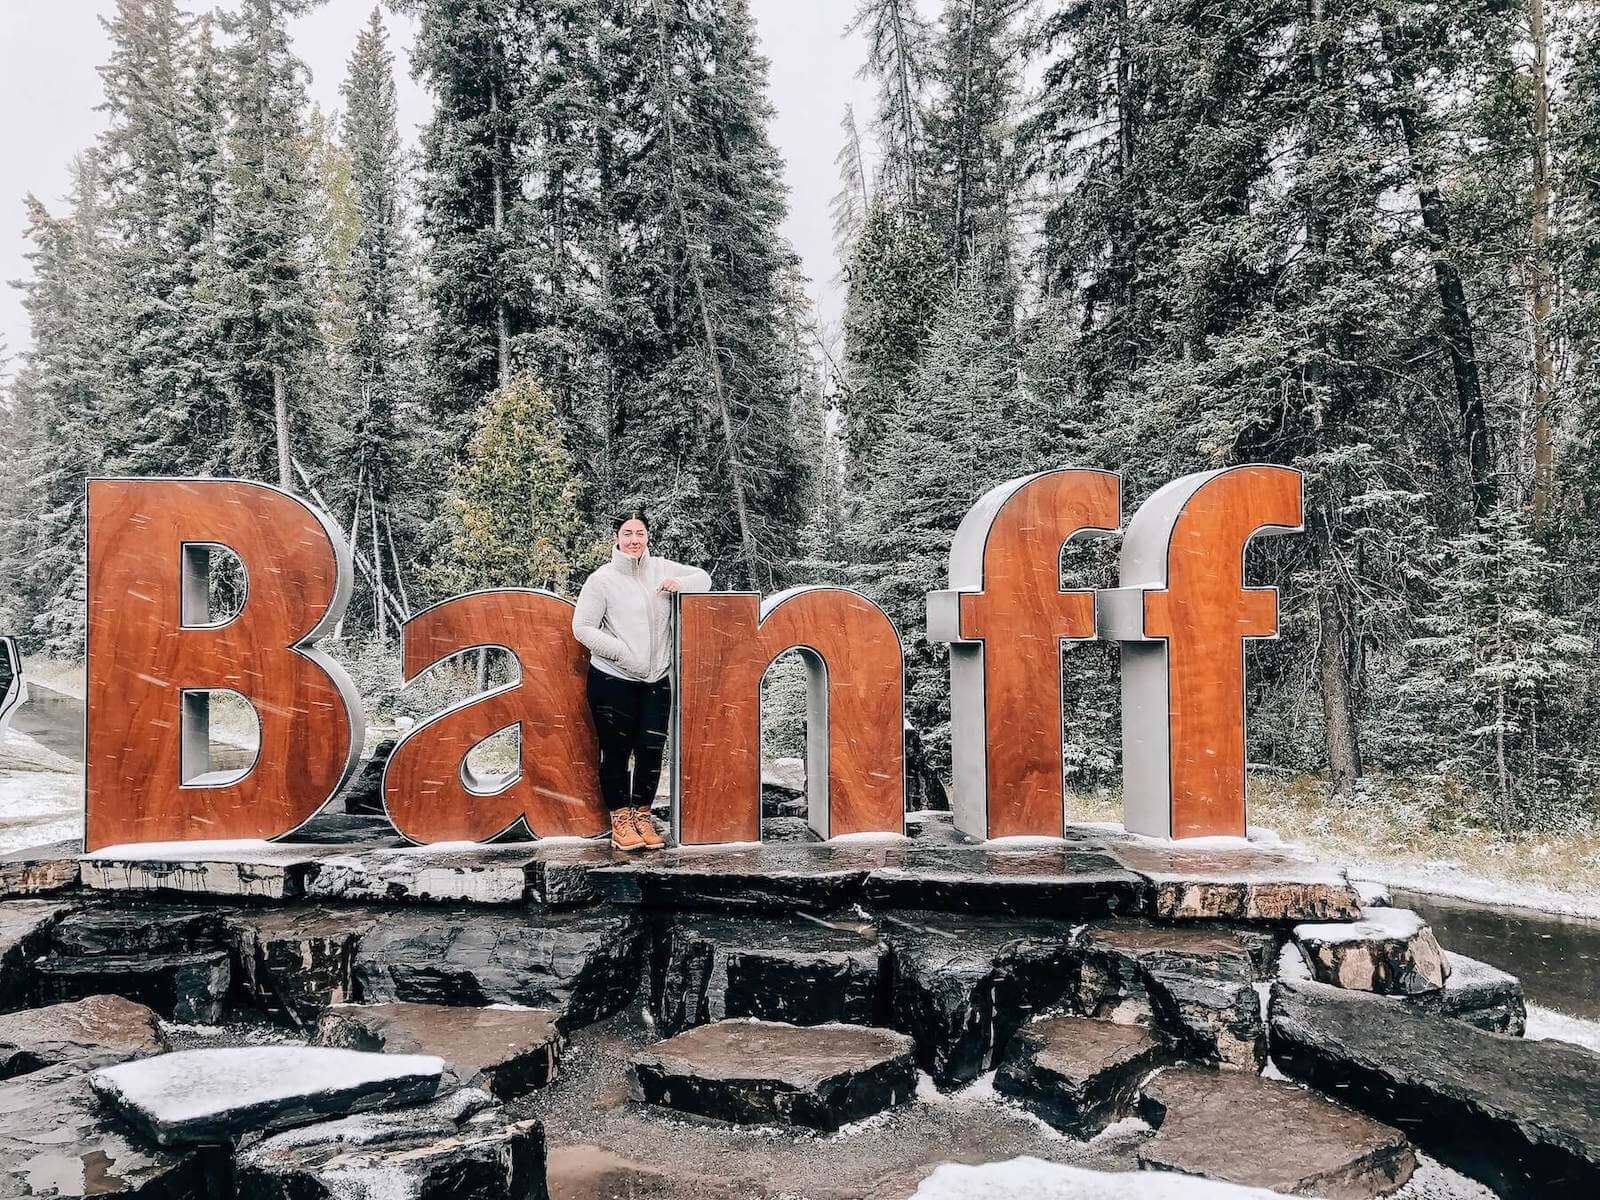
<box><xmin>273</xmin><ymin>364</ymin><xmax>292</xmax><ymax>491</ymax></box>
<box><xmin>1381</xmin><ymin>26</ymin><xmax>1495</xmax><ymax>520</ymax></box>
<box><xmin>1318</xmin><ymin>582</ymin><xmax>1362</xmax><ymax>796</ymax></box>
<box><xmin>1529</xmin><ymin>0</ymin><xmax>1556</xmax><ymax>522</ymax></box>
<box><xmin>889</xmin><ymin>0</ymin><xmax>919</xmax><ymax>204</ymax></box>
<box><xmin>491</xmin><ymin>79</ymin><xmax>510</xmax><ymax>389</ymax></box>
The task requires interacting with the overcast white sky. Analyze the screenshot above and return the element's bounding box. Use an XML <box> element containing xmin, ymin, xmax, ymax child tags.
<box><xmin>0</xmin><ymin>1</ymin><xmax>877</xmax><ymax>370</ymax></box>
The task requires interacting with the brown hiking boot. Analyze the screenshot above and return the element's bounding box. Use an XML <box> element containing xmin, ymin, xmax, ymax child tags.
<box><xmin>609</xmin><ymin>808</ymin><xmax>646</xmax><ymax>852</ymax></box>
<box><xmin>632</xmin><ymin>805</ymin><xmax>666</xmax><ymax>849</ymax></box>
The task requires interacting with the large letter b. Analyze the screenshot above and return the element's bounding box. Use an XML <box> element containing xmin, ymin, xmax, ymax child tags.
<box><xmin>86</xmin><ymin>479</ymin><xmax>364</xmax><ymax>850</ymax></box>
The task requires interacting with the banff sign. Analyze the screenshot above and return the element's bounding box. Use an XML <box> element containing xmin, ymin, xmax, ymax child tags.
<box><xmin>83</xmin><ymin>466</ymin><xmax>1302</xmax><ymax>852</ymax></box>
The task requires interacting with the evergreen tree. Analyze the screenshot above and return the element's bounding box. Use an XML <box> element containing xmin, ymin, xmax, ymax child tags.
<box><xmin>435</xmin><ymin>375</ymin><xmax>587</xmax><ymax>596</ymax></box>
<box><xmin>214</xmin><ymin>0</ymin><xmax>326</xmax><ymax>489</ymax></box>
<box><xmin>846</xmin><ymin>0</ymin><xmax>930</xmax><ymax>207</ymax></box>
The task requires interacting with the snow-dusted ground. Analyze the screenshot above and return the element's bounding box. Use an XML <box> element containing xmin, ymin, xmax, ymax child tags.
<box><xmin>1526</xmin><ymin>1004</ymin><xmax>1600</xmax><ymax>1053</ymax></box>
<box><xmin>0</xmin><ymin>726</ymin><xmax>81</xmax><ymax>853</ymax></box>
<box><xmin>1341</xmin><ymin>857</ymin><xmax>1600</xmax><ymax>921</ymax></box>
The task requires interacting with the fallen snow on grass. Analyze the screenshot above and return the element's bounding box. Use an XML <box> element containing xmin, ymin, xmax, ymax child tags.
<box><xmin>1341</xmin><ymin>860</ymin><xmax>1600</xmax><ymax>920</ymax></box>
<box><xmin>1525</xmin><ymin>1005</ymin><xmax>1600</xmax><ymax>1053</ymax></box>
<box><xmin>0</xmin><ymin>767</ymin><xmax>82</xmax><ymax>854</ymax></box>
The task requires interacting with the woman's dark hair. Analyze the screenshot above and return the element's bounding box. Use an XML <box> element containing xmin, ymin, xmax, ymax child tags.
<box><xmin>614</xmin><ymin>509</ymin><xmax>650</xmax><ymax>532</ymax></box>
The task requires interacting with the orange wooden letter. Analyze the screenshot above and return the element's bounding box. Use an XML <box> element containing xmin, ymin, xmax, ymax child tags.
<box><xmin>1099</xmin><ymin>465</ymin><xmax>1304</xmax><ymax>838</ymax></box>
<box><xmin>85</xmin><ymin>479</ymin><xmax>363</xmax><ymax>850</ymax></box>
<box><xmin>673</xmin><ymin>587</ymin><xmax>904</xmax><ymax>845</ymax></box>
<box><xmin>382</xmin><ymin>590</ymin><xmax>607</xmax><ymax>843</ymax></box>
<box><xmin>927</xmin><ymin>469</ymin><xmax>1122</xmax><ymax>839</ymax></box>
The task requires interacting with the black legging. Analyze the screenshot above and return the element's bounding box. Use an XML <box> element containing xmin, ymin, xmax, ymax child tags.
<box><xmin>586</xmin><ymin>666</ymin><xmax>672</xmax><ymax>812</ymax></box>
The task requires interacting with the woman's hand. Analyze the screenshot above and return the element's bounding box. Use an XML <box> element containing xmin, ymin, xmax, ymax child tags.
<box><xmin>658</xmin><ymin>578</ymin><xmax>683</xmax><ymax>593</ymax></box>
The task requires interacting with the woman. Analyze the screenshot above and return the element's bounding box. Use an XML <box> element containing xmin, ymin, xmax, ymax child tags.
<box><xmin>572</xmin><ymin>512</ymin><xmax>711</xmax><ymax>850</ymax></box>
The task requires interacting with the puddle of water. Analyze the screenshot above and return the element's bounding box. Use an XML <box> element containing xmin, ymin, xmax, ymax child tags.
<box><xmin>1393</xmin><ymin>888</ymin><xmax>1600</xmax><ymax>1020</ymax></box>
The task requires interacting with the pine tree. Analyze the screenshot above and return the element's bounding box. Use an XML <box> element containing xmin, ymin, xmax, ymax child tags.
<box><xmin>434</xmin><ymin>375</ymin><xmax>587</xmax><ymax>596</ymax></box>
<box><xmin>1397</xmin><ymin>505</ymin><xmax>1590</xmax><ymax>834</ymax></box>
<box><xmin>846</xmin><ymin>0</ymin><xmax>930</xmax><ymax>207</ymax></box>
<box><xmin>214</xmin><ymin>0</ymin><xmax>326</xmax><ymax>489</ymax></box>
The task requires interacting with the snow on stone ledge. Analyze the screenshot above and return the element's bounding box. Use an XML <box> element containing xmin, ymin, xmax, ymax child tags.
<box><xmin>911</xmin><ymin>1158</ymin><xmax>1289</xmax><ymax>1198</ymax></box>
<box><xmin>90</xmin><ymin>1046</ymin><xmax>445</xmax><ymax>1146</ymax></box>
<box><xmin>1294</xmin><ymin>905</ymin><xmax>1426</xmax><ymax>943</ymax></box>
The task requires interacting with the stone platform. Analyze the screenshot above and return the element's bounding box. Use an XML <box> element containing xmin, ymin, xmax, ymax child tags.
<box><xmin>1</xmin><ymin>819</ymin><xmax>1590</xmax><ymax>1200</ymax></box>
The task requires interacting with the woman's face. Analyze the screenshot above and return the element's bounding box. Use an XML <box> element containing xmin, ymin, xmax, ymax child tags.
<box><xmin>617</xmin><ymin>518</ymin><xmax>649</xmax><ymax>558</ymax></box>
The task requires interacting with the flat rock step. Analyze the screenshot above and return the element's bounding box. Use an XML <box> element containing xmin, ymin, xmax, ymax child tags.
<box><xmin>1138</xmin><ymin>1066</ymin><xmax>1415</xmax><ymax>1198</ymax></box>
<box><xmin>314</xmin><ymin>1001</ymin><xmax>562</xmax><ymax>1099</ymax></box>
<box><xmin>591</xmin><ymin>844</ymin><xmax>890</xmax><ymax>913</ymax></box>
<box><xmin>1106</xmin><ymin>840</ymin><xmax>1361</xmax><ymax>922</ymax></box>
<box><xmin>0</xmin><ymin>898</ymin><xmax>75</xmax><ymax>1009</ymax></box>
<box><xmin>90</xmin><ymin>1045</ymin><xmax>445</xmax><ymax>1146</ymax></box>
<box><xmin>0</xmin><ymin>994</ymin><xmax>165</xmax><ymax>1078</ymax></box>
<box><xmin>79</xmin><ymin>841</ymin><xmax>349</xmax><ymax>900</ymax></box>
<box><xmin>865</xmin><ymin>845</ymin><xmax>1146</xmax><ymax>916</ymax></box>
<box><xmin>0</xmin><ymin>840</ymin><xmax>79</xmax><ymax>898</ymax></box>
<box><xmin>1270</xmin><ymin>978</ymin><xmax>1600</xmax><ymax>1199</ymax></box>
<box><xmin>994</xmin><ymin>1016</ymin><xmax>1170</xmax><ymax>1135</ymax></box>
<box><xmin>650</xmin><ymin>912</ymin><xmax>884</xmax><ymax>1036</ymax></box>
<box><xmin>1292</xmin><ymin>908</ymin><xmax>1450</xmax><ymax>995</ymax></box>
<box><xmin>628</xmin><ymin>1018</ymin><xmax>917</xmax><ymax>1131</ymax></box>
<box><xmin>235</xmin><ymin>1086</ymin><xmax>546</xmax><ymax>1200</ymax></box>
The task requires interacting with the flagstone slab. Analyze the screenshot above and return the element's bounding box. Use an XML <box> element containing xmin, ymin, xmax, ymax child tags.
<box><xmin>589</xmin><ymin>844</ymin><xmax>890</xmax><ymax>913</ymax></box>
<box><xmin>629</xmin><ymin>1018</ymin><xmax>916</xmax><ymax>1131</ymax></box>
<box><xmin>1108</xmin><ymin>841</ymin><xmax>1361</xmax><ymax>922</ymax></box>
<box><xmin>0</xmin><ymin>994</ymin><xmax>165</xmax><ymax>1078</ymax></box>
<box><xmin>865</xmin><ymin>845</ymin><xmax>1147</xmax><ymax>916</ymax></box>
<box><xmin>0</xmin><ymin>839</ymin><xmax>79</xmax><ymax>897</ymax></box>
<box><xmin>0</xmin><ymin>898</ymin><xmax>76</xmax><ymax>1009</ymax></box>
<box><xmin>90</xmin><ymin>1046</ymin><xmax>445</xmax><ymax>1146</ymax></box>
<box><xmin>314</xmin><ymin>1002</ymin><xmax>562</xmax><ymax>1099</ymax></box>
<box><xmin>994</xmin><ymin>1016</ymin><xmax>1171</xmax><ymax>1135</ymax></box>
<box><xmin>79</xmin><ymin>841</ymin><xmax>343</xmax><ymax>900</ymax></box>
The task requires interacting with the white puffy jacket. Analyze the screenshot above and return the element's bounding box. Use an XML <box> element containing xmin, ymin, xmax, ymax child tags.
<box><xmin>571</xmin><ymin>548</ymin><xmax>712</xmax><ymax>683</ymax></box>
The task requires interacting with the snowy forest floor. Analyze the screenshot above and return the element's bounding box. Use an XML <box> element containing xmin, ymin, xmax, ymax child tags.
<box><xmin>1074</xmin><ymin>780</ymin><xmax>1600</xmax><ymax>919</ymax></box>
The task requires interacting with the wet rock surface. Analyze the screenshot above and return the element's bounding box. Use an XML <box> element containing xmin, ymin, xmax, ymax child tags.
<box><xmin>0</xmin><ymin>840</ymin><xmax>79</xmax><ymax>898</ymax></box>
<box><xmin>1270</xmin><ymin>978</ymin><xmax>1600</xmax><ymax>1198</ymax></box>
<box><xmin>1108</xmin><ymin>841</ymin><xmax>1361</xmax><ymax>922</ymax></box>
<box><xmin>0</xmin><ymin>898</ymin><xmax>75</xmax><ymax>1009</ymax></box>
<box><xmin>628</xmin><ymin>1019</ymin><xmax>917</xmax><ymax>1131</ymax></box>
<box><xmin>1407</xmin><ymin>951</ymin><xmax>1526</xmax><ymax>1034</ymax></box>
<box><xmin>1138</xmin><ymin>1066</ymin><xmax>1415</xmax><ymax>1198</ymax></box>
<box><xmin>590</xmin><ymin>844</ymin><xmax>888</xmax><ymax>913</ymax></box>
<box><xmin>235</xmin><ymin>1086</ymin><xmax>548</xmax><ymax>1200</ymax></box>
<box><xmin>994</xmin><ymin>1016</ymin><xmax>1170</xmax><ymax>1135</ymax></box>
<box><xmin>315</xmin><ymin>1001</ymin><xmax>562</xmax><ymax>1098</ymax></box>
<box><xmin>0</xmin><ymin>1060</ymin><xmax>226</xmax><ymax>1198</ymax></box>
<box><xmin>34</xmin><ymin>949</ymin><xmax>232</xmax><ymax>1023</ymax></box>
<box><xmin>525</xmin><ymin>841</ymin><xmax>631</xmax><ymax>907</ymax></box>
<box><xmin>866</xmin><ymin>845</ymin><xmax>1147</xmax><ymax>916</ymax></box>
<box><xmin>225</xmin><ymin>906</ymin><xmax>380</xmax><ymax>1026</ymax></box>
<box><xmin>78</xmin><ymin>842</ymin><xmax>341</xmax><ymax>900</ymax></box>
<box><xmin>882</xmin><ymin>911</ymin><xmax>1077</xmax><ymax>1086</ymax></box>
<box><xmin>305</xmin><ymin>844</ymin><xmax>541</xmax><ymax>904</ymax></box>
<box><xmin>1293</xmin><ymin>908</ymin><xmax>1450</xmax><ymax>995</ymax></box>
<box><xmin>650</xmin><ymin>913</ymin><xmax>884</xmax><ymax>1036</ymax></box>
<box><xmin>0</xmin><ymin>994</ymin><xmax>165</xmax><ymax>1078</ymax></box>
<box><xmin>353</xmin><ymin>905</ymin><xmax>643</xmax><ymax>1028</ymax></box>
<box><xmin>90</xmin><ymin>1045</ymin><xmax>445</xmax><ymax>1146</ymax></box>
<box><xmin>1074</xmin><ymin>920</ymin><xmax>1273</xmax><ymax>1070</ymax></box>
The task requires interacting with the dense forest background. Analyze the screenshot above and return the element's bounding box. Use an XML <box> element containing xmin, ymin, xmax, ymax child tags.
<box><xmin>5</xmin><ymin>0</ymin><xmax>1600</xmax><ymax>841</ymax></box>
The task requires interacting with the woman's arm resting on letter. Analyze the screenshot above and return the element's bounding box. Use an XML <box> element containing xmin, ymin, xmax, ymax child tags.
<box><xmin>658</xmin><ymin>561</ymin><xmax>712</xmax><ymax>593</ymax></box>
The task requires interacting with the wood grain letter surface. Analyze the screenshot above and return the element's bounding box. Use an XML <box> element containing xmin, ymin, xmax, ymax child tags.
<box><xmin>1106</xmin><ymin>465</ymin><xmax>1303</xmax><ymax>838</ymax></box>
<box><xmin>383</xmin><ymin>589</ymin><xmax>607</xmax><ymax>843</ymax></box>
<box><xmin>928</xmin><ymin>469</ymin><xmax>1122</xmax><ymax>839</ymax></box>
<box><xmin>674</xmin><ymin>587</ymin><xmax>904</xmax><ymax>845</ymax></box>
<box><xmin>85</xmin><ymin>479</ymin><xmax>363</xmax><ymax>850</ymax></box>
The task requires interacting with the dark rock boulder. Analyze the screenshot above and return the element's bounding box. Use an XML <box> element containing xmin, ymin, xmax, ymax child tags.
<box><xmin>1074</xmin><ymin>921</ymin><xmax>1272</xmax><ymax>1071</ymax></box>
<box><xmin>589</xmin><ymin>844</ymin><xmax>886</xmax><ymax>914</ymax></box>
<box><xmin>1138</xmin><ymin>1066</ymin><xmax>1415</xmax><ymax>1198</ymax></box>
<box><xmin>882</xmin><ymin>912</ymin><xmax>1077</xmax><ymax>1087</ymax></box>
<box><xmin>1407</xmin><ymin>951</ymin><xmax>1526</xmax><ymax>1035</ymax></box>
<box><xmin>337</xmin><ymin>738</ymin><xmax>396</xmax><ymax>816</ymax></box>
<box><xmin>1270</xmin><ymin>978</ymin><xmax>1600</xmax><ymax>1199</ymax></box>
<box><xmin>44</xmin><ymin>903</ymin><xmax>225</xmax><ymax>959</ymax></box>
<box><xmin>353</xmin><ymin>906</ymin><xmax>642</xmax><ymax>1029</ymax></box>
<box><xmin>525</xmin><ymin>842</ymin><xmax>630</xmax><ymax>908</ymax></box>
<box><xmin>224</xmin><ymin>907</ymin><xmax>380</xmax><ymax>1027</ymax></box>
<box><xmin>628</xmin><ymin>1019</ymin><xmax>916</xmax><ymax>1131</ymax></box>
<box><xmin>0</xmin><ymin>1061</ymin><xmax>226</xmax><ymax>1198</ymax></box>
<box><xmin>993</xmin><ymin>1016</ymin><xmax>1171</xmax><ymax>1136</ymax></box>
<box><xmin>0</xmin><ymin>898</ymin><xmax>75</xmax><ymax>1010</ymax></box>
<box><xmin>0</xmin><ymin>994</ymin><xmax>165</xmax><ymax>1078</ymax></box>
<box><xmin>235</xmin><ymin>1086</ymin><xmax>548</xmax><ymax>1200</ymax></box>
<box><xmin>89</xmin><ymin>1045</ymin><xmax>445</xmax><ymax>1147</ymax></box>
<box><xmin>34</xmin><ymin>949</ymin><xmax>231</xmax><ymax>1024</ymax></box>
<box><xmin>650</xmin><ymin>913</ymin><xmax>884</xmax><ymax>1036</ymax></box>
<box><xmin>314</xmin><ymin>1002</ymin><xmax>561</xmax><ymax>1099</ymax></box>
<box><xmin>1292</xmin><ymin>908</ymin><xmax>1450</xmax><ymax>995</ymax></box>
<box><xmin>866</xmin><ymin>845</ymin><xmax>1147</xmax><ymax>917</ymax></box>
<box><xmin>759</xmin><ymin>816</ymin><xmax>822</xmax><ymax>843</ymax></box>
